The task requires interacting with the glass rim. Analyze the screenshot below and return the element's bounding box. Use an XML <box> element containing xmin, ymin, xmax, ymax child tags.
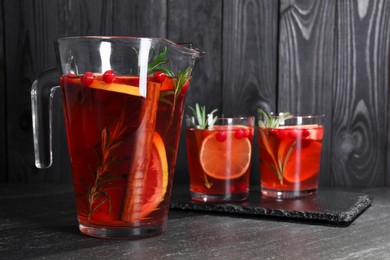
<box><xmin>215</xmin><ymin>116</ymin><xmax>255</xmax><ymax>121</ymax></box>
<box><xmin>187</xmin><ymin>115</ymin><xmax>255</xmax><ymax>120</ymax></box>
<box><xmin>267</xmin><ymin>114</ymin><xmax>325</xmax><ymax>119</ymax></box>
<box><xmin>55</xmin><ymin>36</ymin><xmax>204</xmax><ymax>57</ymax></box>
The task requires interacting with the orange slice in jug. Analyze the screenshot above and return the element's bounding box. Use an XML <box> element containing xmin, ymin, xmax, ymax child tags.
<box><xmin>87</xmin><ymin>76</ymin><xmax>142</xmax><ymax>96</ymax></box>
<box><xmin>139</xmin><ymin>132</ymin><xmax>169</xmax><ymax>218</ymax></box>
<box><xmin>199</xmin><ymin>126</ymin><xmax>252</xmax><ymax>180</ymax></box>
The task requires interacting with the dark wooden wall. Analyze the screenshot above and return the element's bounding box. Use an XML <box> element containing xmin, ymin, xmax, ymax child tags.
<box><xmin>1</xmin><ymin>0</ymin><xmax>390</xmax><ymax>187</ymax></box>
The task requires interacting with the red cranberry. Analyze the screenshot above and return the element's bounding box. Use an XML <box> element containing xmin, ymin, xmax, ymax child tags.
<box><xmin>270</xmin><ymin>129</ymin><xmax>285</xmax><ymax>139</ymax></box>
<box><xmin>153</xmin><ymin>71</ymin><xmax>167</xmax><ymax>83</ymax></box>
<box><xmin>302</xmin><ymin>129</ymin><xmax>310</xmax><ymax>138</ymax></box>
<box><xmin>103</xmin><ymin>70</ymin><xmax>116</xmax><ymax>83</ymax></box>
<box><xmin>216</xmin><ymin>131</ymin><xmax>227</xmax><ymax>142</ymax></box>
<box><xmin>235</xmin><ymin>129</ymin><xmax>244</xmax><ymax>139</ymax></box>
<box><xmin>243</xmin><ymin>128</ymin><xmax>252</xmax><ymax>138</ymax></box>
<box><xmin>81</xmin><ymin>72</ymin><xmax>94</xmax><ymax>86</ymax></box>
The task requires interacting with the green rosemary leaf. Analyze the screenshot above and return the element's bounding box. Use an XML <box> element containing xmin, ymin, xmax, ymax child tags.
<box><xmin>159</xmin><ymin>98</ymin><xmax>173</xmax><ymax>106</ymax></box>
<box><xmin>159</xmin><ymin>91</ymin><xmax>174</xmax><ymax>97</ymax></box>
<box><xmin>147</xmin><ymin>47</ymin><xmax>167</xmax><ymax>73</ymax></box>
<box><xmin>258</xmin><ymin>109</ymin><xmax>292</xmax><ymax>128</ymax></box>
<box><xmin>174</xmin><ymin>67</ymin><xmax>191</xmax><ymax>96</ymax></box>
<box><xmin>158</xmin><ymin>67</ymin><xmax>174</xmax><ymax>77</ymax></box>
<box><xmin>188</xmin><ymin>103</ymin><xmax>218</xmax><ymax>129</ymax></box>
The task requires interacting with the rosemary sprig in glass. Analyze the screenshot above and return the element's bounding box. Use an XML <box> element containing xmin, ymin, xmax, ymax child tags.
<box><xmin>258</xmin><ymin>109</ymin><xmax>294</xmax><ymax>184</ymax></box>
<box><xmin>258</xmin><ymin>109</ymin><xmax>291</xmax><ymax>128</ymax></box>
<box><xmin>146</xmin><ymin>47</ymin><xmax>192</xmax><ymax>143</ymax></box>
<box><xmin>188</xmin><ymin>103</ymin><xmax>218</xmax><ymax>129</ymax></box>
<box><xmin>188</xmin><ymin>103</ymin><xmax>219</xmax><ymax>188</ymax></box>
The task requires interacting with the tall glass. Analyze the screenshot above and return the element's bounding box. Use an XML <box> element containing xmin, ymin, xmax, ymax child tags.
<box><xmin>258</xmin><ymin>114</ymin><xmax>324</xmax><ymax>199</ymax></box>
<box><xmin>31</xmin><ymin>37</ymin><xmax>203</xmax><ymax>239</ymax></box>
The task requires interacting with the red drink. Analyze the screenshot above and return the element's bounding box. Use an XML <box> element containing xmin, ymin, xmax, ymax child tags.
<box><xmin>31</xmin><ymin>37</ymin><xmax>203</xmax><ymax>239</ymax></box>
<box><xmin>186</xmin><ymin>118</ymin><xmax>254</xmax><ymax>202</ymax></box>
<box><xmin>258</xmin><ymin>124</ymin><xmax>323</xmax><ymax>199</ymax></box>
<box><xmin>60</xmin><ymin>73</ymin><xmax>187</xmax><ymax>234</ymax></box>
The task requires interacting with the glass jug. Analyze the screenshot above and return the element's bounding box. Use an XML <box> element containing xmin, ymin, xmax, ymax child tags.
<box><xmin>31</xmin><ymin>36</ymin><xmax>203</xmax><ymax>239</ymax></box>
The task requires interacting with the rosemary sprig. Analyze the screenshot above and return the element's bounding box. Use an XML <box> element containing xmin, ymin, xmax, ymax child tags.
<box><xmin>257</xmin><ymin>109</ymin><xmax>295</xmax><ymax>185</ymax></box>
<box><xmin>188</xmin><ymin>103</ymin><xmax>218</xmax><ymax>189</ymax></box>
<box><xmin>87</xmin><ymin>112</ymin><xmax>128</xmax><ymax>220</ymax></box>
<box><xmin>174</xmin><ymin>67</ymin><xmax>191</xmax><ymax>96</ymax></box>
<box><xmin>258</xmin><ymin>109</ymin><xmax>292</xmax><ymax>128</ymax></box>
<box><xmin>147</xmin><ymin>47</ymin><xmax>174</xmax><ymax>76</ymax></box>
<box><xmin>188</xmin><ymin>103</ymin><xmax>218</xmax><ymax>129</ymax></box>
<box><xmin>146</xmin><ymin>47</ymin><xmax>192</xmax><ymax>105</ymax></box>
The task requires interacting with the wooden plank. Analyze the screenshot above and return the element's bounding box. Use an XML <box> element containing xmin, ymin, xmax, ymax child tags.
<box><xmin>333</xmin><ymin>0</ymin><xmax>390</xmax><ymax>186</ymax></box>
<box><xmin>113</xmin><ymin>0</ymin><xmax>167</xmax><ymax>37</ymax></box>
<box><xmin>278</xmin><ymin>0</ymin><xmax>336</xmax><ymax>186</ymax></box>
<box><xmin>4</xmin><ymin>0</ymin><xmax>113</xmax><ymax>182</ymax></box>
<box><xmin>167</xmin><ymin>0</ymin><xmax>223</xmax><ymax>184</ymax></box>
<box><xmin>222</xmin><ymin>0</ymin><xmax>278</xmax><ymax>116</ymax></box>
<box><xmin>0</xmin><ymin>0</ymin><xmax>6</xmax><ymax>182</ymax></box>
<box><xmin>222</xmin><ymin>0</ymin><xmax>279</xmax><ymax>185</ymax></box>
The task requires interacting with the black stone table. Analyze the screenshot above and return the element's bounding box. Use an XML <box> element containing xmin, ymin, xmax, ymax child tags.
<box><xmin>1</xmin><ymin>183</ymin><xmax>390</xmax><ymax>259</ymax></box>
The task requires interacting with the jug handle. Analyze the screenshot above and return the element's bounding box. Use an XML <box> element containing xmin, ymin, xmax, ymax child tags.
<box><xmin>31</xmin><ymin>67</ymin><xmax>61</xmax><ymax>169</ymax></box>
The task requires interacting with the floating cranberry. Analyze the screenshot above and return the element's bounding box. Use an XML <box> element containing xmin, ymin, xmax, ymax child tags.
<box><xmin>81</xmin><ymin>72</ymin><xmax>94</xmax><ymax>86</ymax></box>
<box><xmin>270</xmin><ymin>129</ymin><xmax>285</xmax><ymax>139</ymax></box>
<box><xmin>153</xmin><ymin>71</ymin><xmax>167</xmax><ymax>83</ymax></box>
<box><xmin>216</xmin><ymin>131</ymin><xmax>227</xmax><ymax>142</ymax></box>
<box><xmin>103</xmin><ymin>70</ymin><xmax>116</xmax><ymax>83</ymax></box>
<box><xmin>235</xmin><ymin>129</ymin><xmax>244</xmax><ymax>139</ymax></box>
<box><xmin>302</xmin><ymin>129</ymin><xmax>310</xmax><ymax>138</ymax></box>
<box><xmin>243</xmin><ymin>128</ymin><xmax>252</xmax><ymax>138</ymax></box>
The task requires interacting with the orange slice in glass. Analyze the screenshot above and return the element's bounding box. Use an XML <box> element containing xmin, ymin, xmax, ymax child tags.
<box><xmin>199</xmin><ymin>127</ymin><xmax>252</xmax><ymax>180</ymax></box>
<box><xmin>140</xmin><ymin>132</ymin><xmax>169</xmax><ymax>218</ymax></box>
<box><xmin>283</xmin><ymin>141</ymin><xmax>322</xmax><ymax>183</ymax></box>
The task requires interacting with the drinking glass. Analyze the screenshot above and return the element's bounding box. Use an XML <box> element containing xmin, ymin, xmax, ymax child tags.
<box><xmin>258</xmin><ymin>114</ymin><xmax>324</xmax><ymax>199</ymax></box>
<box><xmin>186</xmin><ymin>116</ymin><xmax>254</xmax><ymax>202</ymax></box>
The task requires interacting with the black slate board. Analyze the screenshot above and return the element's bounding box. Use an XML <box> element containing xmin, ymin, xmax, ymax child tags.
<box><xmin>169</xmin><ymin>187</ymin><xmax>373</xmax><ymax>226</ymax></box>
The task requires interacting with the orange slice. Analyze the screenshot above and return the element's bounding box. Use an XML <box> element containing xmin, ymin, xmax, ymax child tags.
<box><xmin>283</xmin><ymin>137</ymin><xmax>322</xmax><ymax>183</ymax></box>
<box><xmin>160</xmin><ymin>77</ymin><xmax>174</xmax><ymax>91</ymax></box>
<box><xmin>67</xmin><ymin>77</ymin><xmax>141</xmax><ymax>96</ymax></box>
<box><xmin>140</xmin><ymin>132</ymin><xmax>168</xmax><ymax>218</ymax></box>
<box><xmin>88</xmin><ymin>78</ymin><xmax>140</xmax><ymax>96</ymax></box>
<box><xmin>199</xmin><ymin>128</ymin><xmax>252</xmax><ymax>180</ymax></box>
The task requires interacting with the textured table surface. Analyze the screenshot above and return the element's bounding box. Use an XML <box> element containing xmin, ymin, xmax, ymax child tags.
<box><xmin>1</xmin><ymin>184</ymin><xmax>390</xmax><ymax>259</ymax></box>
